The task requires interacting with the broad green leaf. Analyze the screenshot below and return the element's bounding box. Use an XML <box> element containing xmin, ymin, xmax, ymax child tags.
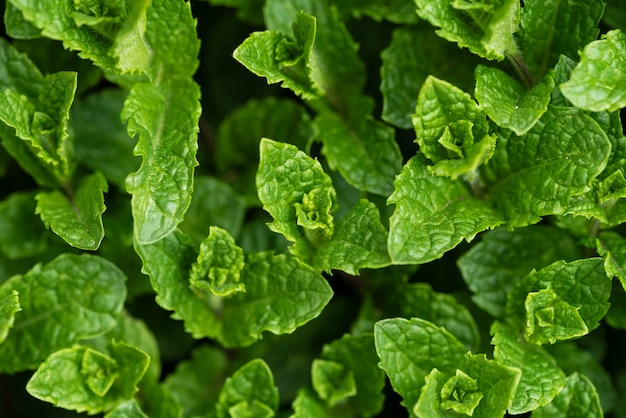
<box><xmin>219</xmin><ymin>251</ymin><xmax>333</xmax><ymax>347</ymax></box>
<box><xmin>598</xmin><ymin>231</ymin><xmax>626</xmax><ymax>291</ymax></box>
<box><xmin>141</xmin><ymin>384</ymin><xmax>184</xmax><ymax>418</ymax></box>
<box><xmin>561</xmin><ymin>29</ymin><xmax>626</xmax><ymax>112</ymax></box>
<box><xmin>388</xmin><ymin>155</ymin><xmax>502</xmax><ymax>264</ymax></box>
<box><xmin>163</xmin><ymin>345</ymin><xmax>229</xmax><ymax>417</ymax></box>
<box><xmin>0</xmin><ymin>290</ymin><xmax>20</xmax><ymax>344</ymax></box>
<box><xmin>380</xmin><ymin>25</ymin><xmax>481</xmax><ymax>129</ymax></box>
<box><xmin>482</xmin><ymin>106</ymin><xmax>611</xmax><ymax>227</ymax></box>
<box><xmin>0</xmin><ymin>191</ymin><xmax>49</xmax><ymax>259</ymax></box>
<box><xmin>36</xmin><ymin>172</ymin><xmax>108</xmax><ymax>251</ymax></box>
<box><xmin>414</xmin><ymin>353</ymin><xmax>520</xmax><ymax>418</ymax></box>
<box><xmin>216</xmin><ymin>359</ymin><xmax>279</xmax><ymax>418</ymax></box>
<box><xmin>112</xmin><ymin>0</ymin><xmax>151</xmax><ymax>75</ymax></box>
<box><xmin>104</xmin><ymin>400</ymin><xmax>148</xmax><ymax>418</ymax></box>
<box><xmin>474</xmin><ymin>65</ymin><xmax>554</xmax><ymax>135</ymax></box>
<box><xmin>314</xmin><ymin>199</ymin><xmax>390</xmax><ymax>275</ymax></box>
<box><xmin>517</xmin><ymin>0</ymin><xmax>604</xmax><ymax>79</ymax></box>
<box><xmin>72</xmin><ymin>89</ymin><xmax>140</xmax><ymax>188</ymax></box>
<box><xmin>332</xmin><ymin>0</ymin><xmax>418</xmax><ymax>23</ymax></box>
<box><xmin>290</xmin><ymin>389</ymin><xmax>331</xmax><ymax>418</ymax></box>
<box><xmin>312</xmin><ymin>359</ymin><xmax>356</xmax><ymax>406</ymax></box>
<box><xmin>315</xmin><ymin>334</ymin><xmax>385</xmax><ymax>415</ymax></box>
<box><xmin>26</xmin><ymin>342</ymin><xmax>149</xmax><ymax>415</ymax></box>
<box><xmin>190</xmin><ymin>226</ymin><xmax>245</xmax><ymax>296</ymax></box>
<box><xmin>4</xmin><ymin>2</ymin><xmax>41</xmax><ymax>39</ymax></box>
<box><xmin>123</xmin><ymin>79</ymin><xmax>201</xmax><ymax>244</ymax></box>
<box><xmin>0</xmin><ymin>254</ymin><xmax>126</xmax><ymax>373</ymax></box>
<box><xmin>233</xmin><ymin>12</ymin><xmax>321</xmax><ymax>99</ymax></box>
<box><xmin>134</xmin><ymin>230</ymin><xmax>219</xmax><ymax>340</ymax></box>
<box><xmin>315</xmin><ymin>110</ymin><xmax>402</xmax><ymax>195</ymax></box>
<box><xmin>458</xmin><ymin>226</ymin><xmax>580</xmax><ymax>317</ymax></box>
<box><xmin>412</xmin><ymin>76</ymin><xmax>496</xmax><ymax>179</ymax></box>
<box><xmin>531</xmin><ymin>373</ymin><xmax>603</xmax><ymax>418</ymax></box>
<box><xmin>506</xmin><ymin>258</ymin><xmax>611</xmax><ymax>341</ymax></box>
<box><xmin>491</xmin><ymin>321</ymin><xmax>565</xmax><ymax>414</ymax></box>
<box><xmin>256</xmin><ymin>138</ymin><xmax>336</xmax><ymax>263</ymax></box>
<box><xmin>374</xmin><ymin>317</ymin><xmax>467</xmax><ymax>414</ymax></box>
<box><xmin>415</xmin><ymin>0</ymin><xmax>520</xmax><ymax>60</ymax></box>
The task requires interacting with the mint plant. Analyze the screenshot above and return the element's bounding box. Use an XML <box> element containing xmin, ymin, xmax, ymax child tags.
<box><xmin>1</xmin><ymin>0</ymin><xmax>626</xmax><ymax>417</ymax></box>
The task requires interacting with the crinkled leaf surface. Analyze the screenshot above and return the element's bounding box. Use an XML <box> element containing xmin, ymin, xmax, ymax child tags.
<box><xmin>474</xmin><ymin>65</ymin><xmax>554</xmax><ymax>135</ymax></box>
<box><xmin>0</xmin><ymin>290</ymin><xmax>20</xmax><ymax>344</ymax></box>
<box><xmin>216</xmin><ymin>359</ymin><xmax>279</xmax><ymax>418</ymax></box>
<box><xmin>388</xmin><ymin>155</ymin><xmax>502</xmax><ymax>264</ymax></box>
<box><xmin>104</xmin><ymin>400</ymin><xmax>148</xmax><ymax>418</ymax></box>
<box><xmin>561</xmin><ymin>29</ymin><xmax>626</xmax><ymax>112</ymax></box>
<box><xmin>26</xmin><ymin>342</ymin><xmax>149</xmax><ymax>415</ymax></box>
<box><xmin>374</xmin><ymin>317</ymin><xmax>467</xmax><ymax>414</ymax></box>
<box><xmin>482</xmin><ymin>106</ymin><xmax>611</xmax><ymax>226</ymax></box>
<box><xmin>36</xmin><ymin>172</ymin><xmax>108</xmax><ymax>251</ymax></box>
<box><xmin>491</xmin><ymin>321</ymin><xmax>565</xmax><ymax>414</ymax></box>
<box><xmin>0</xmin><ymin>254</ymin><xmax>126</xmax><ymax>373</ymax></box>
<box><xmin>531</xmin><ymin>373</ymin><xmax>603</xmax><ymax>418</ymax></box>
<box><xmin>458</xmin><ymin>226</ymin><xmax>581</xmax><ymax>317</ymax></box>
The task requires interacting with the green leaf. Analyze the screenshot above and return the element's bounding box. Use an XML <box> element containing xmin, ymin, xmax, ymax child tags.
<box><xmin>482</xmin><ymin>106</ymin><xmax>611</xmax><ymax>227</ymax></box>
<box><xmin>163</xmin><ymin>345</ymin><xmax>228</xmax><ymax>417</ymax></box>
<box><xmin>256</xmin><ymin>138</ymin><xmax>336</xmax><ymax>263</ymax></box>
<box><xmin>415</xmin><ymin>0</ymin><xmax>520</xmax><ymax>60</ymax></box>
<box><xmin>0</xmin><ymin>290</ymin><xmax>20</xmax><ymax>344</ymax></box>
<box><xmin>314</xmin><ymin>199</ymin><xmax>390</xmax><ymax>275</ymax></box>
<box><xmin>216</xmin><ymin>359</ymin><xmax>279</xmax><ymax>418</ymax></box>
<box><xmin>104</xmin><ymin>400</ymin><xmax>148</xmax><ymax>418</ymax></box>
<box><xmin>0</xmin><ymin>254</ymin><xmax>127</xmax><ymax>373</ymax></box>
<box><xmin>315</xmin><ymin>110</ymin><xmax>402</xmax><ymax>195</ymax></box>
<box><xmin>26</xmin><ymin>342</ymin><xmax>149</xmax><ymax>415</ymax></box>
<box><xmin>380</xmin><ymin>25</ymin><xmax>481</xmax><ymax>129</ymax></box>
<box><xmin>36</xmin><ymin>172</ymin><xmax>108</xmax><ymax>251</ymax></box>
<box><xmin>531</xmin><ymin>373</ymin><xmax>603</xmax><ymax>418</ymax></box>
<box><xmin>388</xmin><ymin>155</ymin><xmax>502</xmax><ymax>264</ymax></box>
<box><xmin>561</xmin><ymin>29</ymin><xmax>626</xmax><ymax>112</ymax></box>
<box><xmin>506</xmin><ymin>258</ymin><xmax>611</xmax><ymax>341</ymax></box>
<box><xmin>491</xmin><ymin>321</ymin><xmax>565</xmax><ymax>414</ymax></box>
<box><xmin>290</xmin><ymin>389</ymin><xmax>331</xmax><ymax>418</ymax></box>
<box><xmin>374</xmin><ymin>317</ymin><xmax>467</xmax><ymax>413</ymax></box>
<box><xmin>190</xmin><ymin>226</ymin><xmax>245</xmax><ymax>296</ymax></box>
<box><xmin>332</xmin><ymin>0</ymin><xmax>418</xmax><ymax>24</ymax></box>
<box><xmin>0</xmin><ymin>191</ymin><xmax>49</xmax><ymax>259</ymax></box>
<box><xmin>474</xmin><ymin>65</ymin><xmax>554</xmax><ymax>135</ymax></box>
<box><xmin>219</xmin><ymin>251</ymin><xmax>333</xmax><ymax>347</ymax></box>
<box><xmin>72</xmin><ymin>89</ymin><xmax>140</xmax><ymax>188</ymax></box>
<box><xmin>598</xmin><ymin>231</ymin><xmax>626</xmax><ymax>291</ymax></box>
<box><xmin>458</xmin><ymin>226</ymin><xmax>581</xmax><ymax>317</ymax></box>
<box><xmin>233</xmin><ymin>12</ymin><xmax>321</xmax><ymax>99</ymax></box>
<box><xmin>312</xmin><ymin>359</ymin><xmax>356</xmax><ymax>406</ymax></box>
<box><xmin>134</xmin><ymin>230</ymin><xmax>219</xmax><ymax>340</ymax></box>
<box><xmin>517</xmin><ymin>0</ymin><xmax>604</xmax><ymax>79</ymax></box>
<box><xmin>123</xmin><ymin>79</ymin><xmax>201</xmax><ymax>244</ymax></box>
<box><xmin>412</xmin><ymin>76</ymin><xmax>496</xmax><ymax>179</ymax></box>
<box><xmin>112</xmin><ymin>0</ymin><xmax>152</xmax><ymax>75</ymax></box>
<box><xmin>4</xmin><ymin>2</ymin><xmax>41</xmax><ymax>39</ymax></box>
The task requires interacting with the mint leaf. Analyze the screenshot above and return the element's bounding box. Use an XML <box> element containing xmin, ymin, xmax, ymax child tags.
<box><xmin>483</xmin><ymin>106</ymin><xmax>611</xmax><ymax>226</ymax></box>
<box><xmin>290</xmin><ymin>389</ymin><xmax>331</xmax><ymax>418</ymax></box>
<box><xmin>506</xmin><ymin>258</ymin><xmax>611</xmax><ymax>342</ymax></box>
<box><xmin>134</xmin><ymin>230</ymin><xmax>219</xmax><ymax>340</ymax></box>
<box><xmin>233</xmin><ymin>12</ymin><xmax>321</xmax><ymax>99</ymax></box>
<box><xmin>26</xmin><ymin>342</ymin><xmax>149</xmax><ymax>414</ymax></box>
<box><xmin>388</xmin><ymin>155</ymin><xmax>502</xmax><ymax>264</ymax></box>
<box><xmin>0</xmin><ymin>290</ymin><xmax>20</xmax><ymax>344</ymax></box>
<box><xmin>123</xmin><ymin>79</ymin><xmax>201</xmax><ymax>244</ymax></box>
<box><xmin>219</xmin><ymin>251</ymin><xmax>333</xmax><ymax>347</ymax></box>
<box><xmin>531</xmin><ymin>373</ymin><xmax>603</xmax><ymax>418</ymax></box>
<box><xmin>256</xmin><ymin>138</ymin><xmax>336</xmax><ymax>263</ymax></box>
<box><xmin>332</xmin><ymin>0</ymin><xmax>418</xmax><ymax>23</ymax></box>
<box><xmin>415</xmin><ymin>0</ymin><xmax>520</xmax><ymax>60</ymax></box>
<box><xmin>312</xmin><ymin>359</ymin><xmax>356</xmax><ymax>406</ymax></box>
<box><xmin>413</xmin><ymin>76</ymin><xmax>496</xmax><ymax>179</ymax></box>
<box><xmin>598</xmin><ymin>231</ymin><xmax>626</xmax><ymax>291</ymax></box>
<box><xmin>517</xmin><ymin>0</ymin><xmax>604</xmax><ymax>78</ymax></box>
<box><xmin>190</xmin><ymin>226</ymin><xmax>245</xmax><ymax>296</ymax></box>
<box><xmin>216</xmin><ymin>359</ymin><xmax>279</xmax><ymax>418</ymax></box>
<box><xmin>4</xmin><ymin>2</ymin><xmax>41</xmax><ymax>39</ymax></box>
<box><xmin>314</xmin><ymin>199</ymin><xmax>390</xmax><ymax>275</ymax></box>
<box><xmin>491</xmin><ymin>321</ymin><xmax>565</xmax><ymax>413</ymax></box>
<box><xmin>104</xmin><ymin>400</ymin><xmax>148</xmax><ymax>418</ymax></box>
<box><xmin>561</xmin><ymin>29</ymin><xmax>626</xmax><ymax>112</ymax></box>
<box><xmin>112</xmin><ymin>0</ymin><xmax>151</xmax><ymax>75</ymax></box>
<box><xmin>36</xmin><ymin>172</ymin><xmax>108</xmax><ymax>250</ymax></box>
<box><xmin>374</xmin><ymin>317</ymin><xmax>467</xmax><ymax>413</ymax></box>
<box><xmin>458</xmin><ymin>226</ymin><xmax>580</xmax><ymax>317</ymax></box>
<box><xmin>0</xmin><ymin>254</ymin><xmax>126</xmax><ymax>373</ymax></box>
<box><xmin>474</xmin><ymin>65</ymin><xmax>554</xmax><ymax>135</ymax></box>
<box><xmin>0</xmin><ymin>191</ymin><xmax>49</xmax><ymax>259</ymax></box>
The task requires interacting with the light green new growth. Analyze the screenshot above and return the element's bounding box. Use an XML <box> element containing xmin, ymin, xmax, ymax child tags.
<box><xmin>0</xmin><ymin>290</ymin><xmax>19</xmax><ymax>344</ymax></box>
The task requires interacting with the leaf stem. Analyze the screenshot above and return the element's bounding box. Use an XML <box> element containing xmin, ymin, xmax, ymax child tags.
<box><xmin>507</xmin><ymin>52</ymin><xmax>534</xmax><ymax>88</ymax></box>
